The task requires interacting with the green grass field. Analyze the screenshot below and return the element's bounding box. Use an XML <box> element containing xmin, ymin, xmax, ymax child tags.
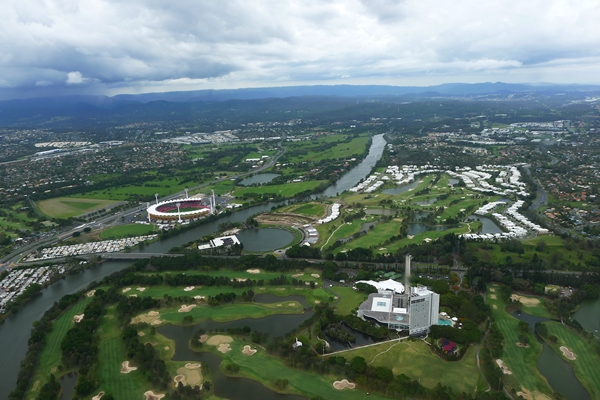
<box><xmin>288</xmin><ymin>203</ymin><xmax>326</xmax><ymax>217</ymax></box>
<box><xmin>100</xmin><ymin>223</ymin><xmax>157</xmax><ymax>239</ymax></box>
<box><xmin>340</xmin><ymin>339</ymin><xmax>481</xmax><ymax>395</ymax></box>
<box><xmin>328</xmin><ymin>286</ymin><xmax>368</xmax><ymax>315</ymax></box>
<box><xmin>37</xmin><ymin>197</ymin><xmax>118</xmax><ymax>218</ymax></box>
<box><xmin>232</xmin><ymin>180</ymin><xmax>326</xmax><ymax>198</ymax></box>
<box><xmin>487</xmin><ymin>286</ymin><xmax>554</xmax><ymax>396</ymax></box>
<box><xmin>332</xmin><ymin>219</ymin><xmax>401</xmax><ymax>253</ymax></box>
<box><xmin>70</xmin><ymin>177</ymin><xmax>192</xmax><ymax>201</ymax></box>
<box><xmin>542</xmin><ymin>321</ymin><xmax>600</xmax><ymax>398</ymax></box>
<box><xmin>26</xmin><ymin>297</ymin><xmax>92</xmax><ymax>398</ymax></box>
<box><xmin>205</xmin><ymin>336</ymin><xmax>391</xmax><ymax>400</ymax></box>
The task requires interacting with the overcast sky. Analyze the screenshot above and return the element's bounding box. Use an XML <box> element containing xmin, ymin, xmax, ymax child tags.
<box><xmin>1</xmin><ymin>0</ymin><xmax>599</xmax><ymax>99</ymax></box>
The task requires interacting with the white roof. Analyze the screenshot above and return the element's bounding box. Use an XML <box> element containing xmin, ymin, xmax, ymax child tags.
<box><xmin>355</xmin><ymin>279</ymin><xmax>405</xmax><ymax>294</ymax></box>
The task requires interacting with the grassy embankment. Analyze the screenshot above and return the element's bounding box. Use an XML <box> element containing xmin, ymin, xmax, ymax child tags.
<box><xmin>486</xmin><ymin>285</ymin><xmax>554</xmax><ymax>397</ymax></box>
<box><xmin>339</xmin><ymin>340</ymin><xmax>483</xmax><ymax>395</ymax></box>
<box><xmin>26</xmin><ymin>296</ymin><xmax>93</xmax><ymax>399</ymax></box>
<box><xmin>541</xmin><ymin>321</ymin><xmax>600</xmax><ymax>398</ymax></box>
<box><xmin>36</xmin><ymin>197</ymin><xmax>118</xmax><ymax>219</ymax></box>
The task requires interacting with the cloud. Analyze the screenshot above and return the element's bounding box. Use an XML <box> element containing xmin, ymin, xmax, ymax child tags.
<box><xmin>0</xmin><ymin>0</ymin><xmax>599</xmax><ymax>98</ymax></box>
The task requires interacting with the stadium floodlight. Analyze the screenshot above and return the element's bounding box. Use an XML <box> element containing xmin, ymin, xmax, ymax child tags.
<box><xmin>176</xmin><ymin>202</ymin><xmax>182</xmax><ymax>223</ymax></box>
<box><xmin>185</xmin><ymin>188</ymin><xmax>189</xmax><ymax>199</ymax></box>
<box><xmin>155</xmin><ymin>193</ymin><xmax>159</xmax><ymax>205</ymax></box>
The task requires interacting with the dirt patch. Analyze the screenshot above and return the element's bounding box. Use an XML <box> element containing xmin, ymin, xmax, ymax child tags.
<box><xmin>121</xmin><ymin>361</ymin><xmax>138</xmax><ymax>374</ymax></box>
<box><xmin>144</xmin><ymin>390</ymin><xmax>165</xmax><ymax>400</ymax></box>
<box><xmin>493</xmin><ymin>305</ymin><xmax>498</xmax><ymax>309</ymax></box>
<box><xmin>72</xmin><ymin>314</ymin><xmax>85</xmax><ymax>323</ymax></box>
<box><xmin>137</xmin><ymin>287</ymin><xmax>147</xmax><ymax>292</ymax></box>
<box><xmin>92</xmin><ymin>392</ymin><xmax>105</xmax><ymax>400</ymax></box>
<box><xmin>333</xmin><ymin>379</ymin><xmax>356</xmax><ymax>390</ymax></box>
<box><xmin>516</xmin><ymin>342</ymin><xmax>530</xmax><ymax>348</ymax></box>
<box><xmin>495</xmin><ymin>359</ymin><xmax>512</xmax><ymax>375</ymax></box>
<box><xmin>206</xmin><ymin>335</ymin><xmax>233</xmax><ymax>346</ymax></box>
<box><xmin>183</xmin><ymin>286</ymin><xmax>195</xmax><ymax>291</ymax></box>
<box><xmin>246</xmin><ymin>269</ymin><xmax>261</xmax><ymax>274</ymax></box>
<box><xmin>122</xmin><ymin>287</ymin><xmax>131</xmax><ymax>293</ymax></box>
<box><xmin>511</xmin><ymin>294</ymin><xmax>540</xmax><ymax>306</ymax></box>
<box><xmin>560</xmin><ymin>346</ymin><xmax>576</xmax><ymax>360</ymax></box>
<box><xmin>311</xmin><ymin>273</ymin><xmax>320</xmax><ymax>278</ymax></box>
<box><xmin>86</xmin><ymin>290</ymin><xmax>96</xmax><ymax>297</ymax></box>
<box><xmin>178</xmin><ymin>304</ymin><xmax>197</xmax><ymax>313</ymax></box>
<box><xmin>490</xmin><ymin>294</ymin><xmax>497</xmax><ymax>299</ymax></box>
<box><xmin>242</xmin><ymin>345</ymin><xmax>257</xmax><ymax>356</ymax></box>
<box><xmin>138</xmin><ymin>331</ymin><xmax>146</xmax><ymax>337</ymax></box>
<box><xmin>218</xmin><ymin>343</ymin><xmax>231</xmax><ymax>353</ymax></box>
<box><xmin>32</xmin><ymin>380</ymin><xmax>40</xmax><ymax>391</ymax></box>
<box><xmin>199</xmin><ymin>334</ymin><xmax>209</xmax><ymax>343</ymax></box>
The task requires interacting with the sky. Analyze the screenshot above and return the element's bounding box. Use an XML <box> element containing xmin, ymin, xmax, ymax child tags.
<box><xmin>1</xmin><ymin>0</ymin><xmax>600</xmax><ymax>99</ymax></box>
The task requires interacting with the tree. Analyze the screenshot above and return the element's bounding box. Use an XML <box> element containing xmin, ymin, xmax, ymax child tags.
<box><xmin>349</xmin><ymin>356</ymin><xmax>367</xmax><ymax>374</ymax></box>
<box><xmin>518</xmin><ymin>334</ymin><xmax>529</xmax><ymax>346</ymax></box>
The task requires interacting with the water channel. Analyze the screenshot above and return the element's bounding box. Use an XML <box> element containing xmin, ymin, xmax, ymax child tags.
<box><xmin>511</xmin><ymin>311</ymin><xmax>589</xmax><ymax>400</ymax></box>
<box><xmin>0</xmin><ymin>133</ymin><xmax>387</xmax><ymax>398</ymax></box>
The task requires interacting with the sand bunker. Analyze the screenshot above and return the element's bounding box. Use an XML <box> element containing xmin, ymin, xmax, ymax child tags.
<box><xmin>246</xmin><ymin>269</ymin><xmax>261</xmax><ymax>274</ymax></box>
<box><xmin>164</xmin><ymin>346</ymin><xmax>170</xmax><ymax>350</ymax></box>
<box><xmin>174</xmin><ymin>364</ymin><xmax>202</xmax><ymax>388</ymax></box>
<box><xmin>122</xmin><ymin>287</ymin><xmax>131</xmax><ymax>293</ymax></box>
<box><xmin>510</xmin><ymin>294</ymin><xmax>540</xmax><ymax>306</ymax></box>
<box><xmin>178</xmin><ymin>304</ymin><xmax>197</xmax><ymax>313</ymax></box>
<box><xmin>218</xmin><ymin>343</ymin><xmax>231</xmax><ymax>353</ymax></box>
<box><xmin>235</xmin><ymin>278</ymin><xmax>247</xmax><ymax>282</ymax></box>
<box><xmin>314</xmin><ymin>300</ymin><xmax>321</xmax><ymax>304</ymax></box>
<box><xmin>32</xmin><ymin>380</ymin><xmax>40</xmax><ymax>391</ymax></box>
<box><xmin>144</xmin><ymin>390</ymin><xmax>165</xmax><ymax>400</ymax></box>
<box><xmin>131</xmin><ymin>311</ymin><xmax>161</xmax><ymax>325</ymax></box>
<box><xmin>242</xmin><ymin>345</ymin><xmax>257</xmax><ymax>356</ymax></box>
<box><xmin>72</xmin><ymin>314</ymin><xmax>85</xmax><ymax>323</ymax></box>
<box><xmin>184</xmin><ymin>286</ymin><xmax>195</xmax><ymax>291</ymax></box>
<box><xmin>137</xmin><ymin>287</ymin><xmax>147</xmax><ymax>292</ymax></box>
<box><xmin>277</xmin><ymin>304</ymin><xmax>282</xmax><ymax>307</ymax></box>
<box><xmin>333</xmin><ymin>379</ymin><xmax>356</xmax><ymax>390</ymax></box>
<box><xmin>489</xmin><ymin>288</ymin><xmax>495</xmax><ymax>292</ymax></box>
<box><xmin>495</xmin><ymin>359</ymin><xmax>512</xmax><ymax>375</ymax></box>
<box><xmin>151</xmin><ymin>319</ymin><xmax>163</xmax><ymax>325</ymax></box>
<box><xmin>206</xmin><ymin>335</ymin><xmax>233</xmax><ymax>346</ymax></box>
<box><xmin>288</xmin><ymin>302</ymin><xmax>296</xmax><ymax>306</ymax></box>
<box><xmin>148</xmin><ymin>311</ymin><xmax>159</xmax><ymax>316</ymax></box>
<box><xmin>292</xmin><ymin>273</ymin><xmax>304</xmax><ymax>278</ymax></box>
<box><xmin>199</xmin><ymin>334</ymin><xmax>209</xmax><ymax>343</ymax></box>
<box><xmin>311</xmin><ymin>273</ymin><xmax>320</xmax><ymax>278</ymax></box>
<box><xmin>493</xmin><ymin>305</ymin><xmax>498</xmax><ymax>309</ymax></box>
<box><xmin>516</xmin><ymin>342</ymin><xmax>530</xmax><ymax>348</ymax></box>
<box><xmin>86</xmin><ymin>290</ymin><xmax>96</xmax><ymax>297</ymax></box>
<box><xmin>138</xmin><ymin>331</ymin><xmax>145</xmax><ymax>337</ymax></box>
<box><xmin>129</xmin><ymin>294</ymin><xmax>138</xmax><ymax>297</ymax></box>
<box><xmin>194</xmin><ymin>295</ymin><xmax>206</xmax><ymax>301</ymax></box>
<box><xmin>490</xmin><ymin>294</ymin><xmax>497</xmax><ymax>299</ymax></box>
<box><xmin>560</xmin><ymin>346</ymin><xmax>576</xmax><ymax>360</ymax></box>
<box><xmin>92</xmin><ymin>391</ymin><xmax>105</xmax><ymax>400</ymax></box>
<box><xmin>185</xmin><ymin>363</ymin><xmax>201</xmax><ymax>369</ymax></box>
<box><xmin>121</xmin><ymin>361</ymin><xmax>137</xmax><ymax>374</ymax></box>
<box><xmin>276</xmin><ymin>287</ymin><xmax>286</xmax><ymax>291</ymax></box>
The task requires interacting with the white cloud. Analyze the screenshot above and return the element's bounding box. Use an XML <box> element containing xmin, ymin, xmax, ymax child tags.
<box><xmin>0</xmin><ymin>0</ymin><xmax>599</xmax><ymax>97</ymax></box>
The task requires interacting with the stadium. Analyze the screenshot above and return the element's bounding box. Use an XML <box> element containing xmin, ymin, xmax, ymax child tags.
<box><xmin>147</xmin><ymin>196</ymin><xmax>213</xmax><ymax>223</ymax></box>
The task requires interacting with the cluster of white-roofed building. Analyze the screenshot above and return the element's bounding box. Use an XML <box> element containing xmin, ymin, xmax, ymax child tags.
<box><xmin>349</xmin><ymin>163</ymin><xmax>551</xmax><ymax>241</ymax></box>
<box><xmin>23</xmin><ymin>235</ymin><xmax>158</xmax><ymax>262</ymax></box>
<box><xmin>0</xmin><ymin>266</ymin><xmax>63</xmax><ymax>313</ymax></box>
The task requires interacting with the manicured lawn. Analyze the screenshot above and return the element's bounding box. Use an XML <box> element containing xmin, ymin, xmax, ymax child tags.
<box><xmin>206</xmin><ymin>337</ymin><xmax>391</xmax><ymax>400</ymax></box>
<box><xmin>26</xmin><ymin>296</ymin><xmax>92</xmax><ymax>398</ymax></box>
<box><xmin>100</xmin><ymin>223</ymin><xmax>157</xmax><ymax>239</ymax></box>
<box><xmin>232</xmin><ymin>181</ymin><xmax>327</xmax><ymax>198</ymax></box>
<box><xmin>37</xmin><ymin>197</ymin><xmax>118</xmax><ymax>218</ymax></box>
<box><xmin>71</xmin><ymin>177</ymin><xmax>191</xmax><ymax>201</ymax></box>
<box><xmin>328</xmin><ymin>286</ymin><xmax>368</xmax><ymax>315</ymax></box>
<box><xmin>518</xmin><ymin>296</ymin><xmax>554</xmax><ymax>319</ymax></box>
<box><xmin>487</xmin><ymin>286</ymin><xmax>554</xmax><ymax>396</ymax></box>
<box><xmin>340</xmin><ymin>339</ymin><xmax>481</xmax><ymax>395</ymax></box>
<box><xmin>543</xmin><ymin>321</ymin><xmax>600</xmax><ymax>399</ymax></box>
<box><xmin>289</xmin><ymin>203</ymin><xmax>326</xmax><ymax>217</ymax></box>
<box><xmin>333</xmin><ymin>219</ymin><xmax>401</xmax><ymax>253</ymax></box>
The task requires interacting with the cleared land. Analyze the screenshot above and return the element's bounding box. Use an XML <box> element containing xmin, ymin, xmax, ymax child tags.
<box><xmin>340</xmin><ymin>340</ymin><xmax>481</xmax><ymax>395</ymax></box>
<box><xmin>487</xmin><ymin>286</ymin><xmax>554</xmax><ymax>396</ymax></box>
<box><xmin>100</xmin><ymin>224</ymin><xmax>157</xmax><ymax>239</ymax></box>
<box><xmin>542</xmin><ymin>321</ymin><xmax>600</xmax><ymax>398</ymax></box>
<box><xmin>37</xmin><ymin>197</ymin><xmax>118</xmax><ymax>218</ymax></box>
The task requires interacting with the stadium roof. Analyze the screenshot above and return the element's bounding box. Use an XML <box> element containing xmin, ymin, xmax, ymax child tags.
<box><xmin>355</xmin><ymin>279</ymin><xmax>405</xmax><ymax>294</ymax></box>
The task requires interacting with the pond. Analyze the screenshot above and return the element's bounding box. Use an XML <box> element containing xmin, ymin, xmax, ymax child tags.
<box><xmin>414</xmin><ymin>198</ymin><xmax>437</xmax><ymax>206</ymax></box>
<box><xmin>59</xmin><ymin>372</ymin><xmax>78</xmax><ymax>400</ymax></box>
<box><xmin>573</xmin><ymin>298</ymin><xmax>600</xmax><ymax>335</ymax></box>
<box><xmin>382</xmin><ymin>180</ymin><xmax>420</xmax><ymax>195</ymax></box>
<box><xmin>464</xmin><ymin>215</ymin><xmax>503</xmax><ymax>234</ymax></box>
<box><xmin>365</xmin><ymin>208</ymin><xmax>396</xmax><ymax>215</ymax></box>
<box><xmin>448</xmin><ymin>178</ymin><xmax>460</xmax><ymax>186</ymax></box>
<box><xmin>325</xmin><ymin>323</ymin><xmax>376</xmax><ymax>352</ymax></box>
<box><xmin>407</xmin><ymin>223</ymin><xmax>458</xmax><ymax>236</ymax></box>
<box><xmin>237</xmin><ymin>228</ymin><xmax>295</xmax><ymax>252</ymax></box>
<box><xmin>512</xmin><ymin>311</ymin><xmax>589</xmax><ymax>400</ymax></box>
<box><xmin>239</xmin><ymin>173</ymin><xmax>281</xmax><ymax>186</ymax></box>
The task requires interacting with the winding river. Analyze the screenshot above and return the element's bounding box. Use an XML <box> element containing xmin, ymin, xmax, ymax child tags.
<box><xmin>0</xmin><ymin>134</ymin><xmax>386</xmax><ymax>398</ymax></box>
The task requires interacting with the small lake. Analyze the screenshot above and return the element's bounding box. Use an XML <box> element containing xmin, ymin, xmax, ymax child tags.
<box><xmin>464</xmin><ymin>215</ymin><xmax>503</xmax><ymax>234</ymax></box>
<box><xmin>414</xmin><ymin>198</ymin><xmax>437</xmax><ymax>206</ymax></box>
<box><xmin>382</xmin><ymin>180</ymin><xmax>420</xmax><ymax>195</ymax></box>
<box><xmin>326</xmin><ymin>323</ymin><xmax>376</xmax><ymax>351</ymax></box>
<box><xmin>448</xmin><ymin>178</ymin><xmax>460</xmax><ymax>186</ymax></box>
<box><xmin>58</xmin><ymin>372</ymin><xmax>78</xmax><ymax>400</ymax></box>
<box><xmin>238</xmin><ymin>228</ymin><xmax>294</xmax><ymax>252</ymax></box>
<box><xmin>365</xmin><ymin>208</ymin><xmax>396</xmax><ymax>215</ymax></box>
<box><xmin>408</xmin><ymin>223</ymin><xmax>458</xmax><ymax>236</ymax></box>
<box><xmin>512</xmin><ymin>311</ymin><xmax>589</xmax><ymax>400</ymax></box>
<box><xmin>573</xmin><ymin>298</ymin><xmax>600</xmax><ymax>335</ymax></box>
<box><xmin>239</xmin><ymin>173</ymin><xmax>280</xmax><ymax>186</ymax></box>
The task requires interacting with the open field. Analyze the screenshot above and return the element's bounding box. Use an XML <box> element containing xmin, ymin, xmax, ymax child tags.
<box><xmin>232</xmin><ymin>180</ymin><xmax>327</xmax><ymax>198</ymax></box>
<box><xmin>100</xmin><ymin>223</ymin><xmax>157</xmax><ymax>239</ymax></box>
<box><xmin>542</xmin><ymin>321</ymin><xmax>600</xmax><ymax>398</ymax></box>
<box><xmin>339</xmin><ymin>339</ymin><xmax>481</xmax><ymax>395</ymax></box>
<box><xmin>70</xmin><ymin>177</ymin><xmax>192</xmax><ymax>201</ymax></box>
<box><xmin>487</xmin><ymin>286</ymin><xmax>554</xmax><ymax>396</ymax></box>
<box><xmin>26</xmin><ymin>296</ymin><xmax>92</xmax><ymax>398</ymax></box>
<box><xmin>37</xmin><ymin>197</ymin><xmax>118</xmax><ymax>218</ymax></box>
<box><xmin>208</xmin><ymin>337</ymin><xmax>390</xmax><ymax>400</ymax></box>
<box><xmin>283</xmin><ymin>135</ymin><xmax>370</xmax><ymax>164</ymax></box>
<box><xmin>286</xmin><ymin>203</ymin><xmax>326</xmax><ymax>217</ymax></box>
<box><xmin>332</xmin><ymin>219</ymin><xmax>400</xmax><ymax>253</ymax></box>
<box><xmin>328</xmin><ymin>286</ymin><xmax>368</xmax><ymax>315</ymax></box>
